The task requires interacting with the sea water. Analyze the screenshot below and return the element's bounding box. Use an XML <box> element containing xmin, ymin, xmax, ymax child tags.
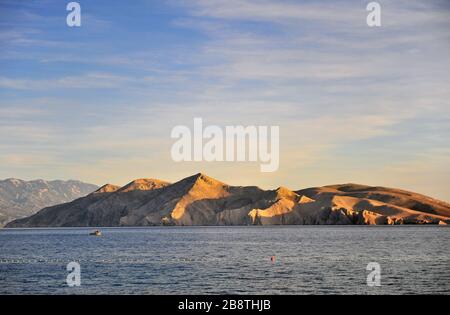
<box><xmin>0</xmin><ymin>226</ymin><xmax>448</xmax><ymax>294</ymax></box>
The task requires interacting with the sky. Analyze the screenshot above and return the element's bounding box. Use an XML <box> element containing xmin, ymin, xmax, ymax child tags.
<box><xmin>0</xmin><ymin>0</ymin><xmax>449</xmax><ymax>200</ymax></box>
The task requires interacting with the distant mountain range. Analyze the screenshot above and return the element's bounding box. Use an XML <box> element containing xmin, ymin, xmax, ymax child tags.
<box><xmin>0</xmin><ymin>178</ymin><xmax>98</xmax><ymax>227</ymax></box>
<box><xmin>5</xmin><ymin>173</ymin><xmax>450</xmax><ymax>227</ymax></box>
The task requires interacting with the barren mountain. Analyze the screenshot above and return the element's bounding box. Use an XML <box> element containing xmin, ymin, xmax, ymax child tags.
<box><xmin>0</xmin><ymin>178</ymin><xmax>98</xmax><ymax>227</ymax></box>
<box><xmin>6</xmin><ymin>174</ymin><xmax>450</xmax><ymax>227</ymax></box>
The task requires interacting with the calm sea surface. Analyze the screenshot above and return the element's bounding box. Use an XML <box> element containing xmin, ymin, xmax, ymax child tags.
<box><xmin>0</xmin><ymin>226</ymin><xmax>449</xmax><ymax>294</ymax></box>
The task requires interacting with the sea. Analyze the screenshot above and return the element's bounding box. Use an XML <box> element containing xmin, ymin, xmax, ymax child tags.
<box><xmin>0</xmin><ymin>226</ymin><xmax>448</xmax><ymax>294</ymax></box>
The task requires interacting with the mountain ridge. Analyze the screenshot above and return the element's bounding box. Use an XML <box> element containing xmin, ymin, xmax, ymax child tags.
<box><xmin>5</xmin><ymin>174</ymin><xmax>450</xmax><ymax>227</ymax></box>
<box><xmin>0</xmin><ymin>178</ymin><xmax>99</xmax><ymax>227</ymax></box>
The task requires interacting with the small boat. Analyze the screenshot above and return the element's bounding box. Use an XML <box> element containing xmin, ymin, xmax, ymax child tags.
<box><xmin>89</xmin><ymin>230</ymin><xmax>102</xmax><ymax>236</ymax></box>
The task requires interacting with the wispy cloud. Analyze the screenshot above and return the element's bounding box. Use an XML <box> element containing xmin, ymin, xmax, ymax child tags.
<box><xmin>0</xmin><ymin>73</ymin><xmax>135</xmax><ymax>90</ymax></box>
<box><xmin>0</xmin><ymin>0</ymin><xmax>449</xmax><ymax>199</ymax></box>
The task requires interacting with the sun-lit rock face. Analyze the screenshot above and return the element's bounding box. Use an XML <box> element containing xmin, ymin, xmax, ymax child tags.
<box><xmin>117</xmin><ymin>179</ymin><xmax>170</xmax><ymax>193</ymax></box>
<box><xmin>93</xmin><ymin>184</ymin><xmax>120</xmax><ymax>194</ymax></box>
<box><xmin>5</xmin><ymin>174</ymin><xmax>450</xmax><ymax>227</ymax></box>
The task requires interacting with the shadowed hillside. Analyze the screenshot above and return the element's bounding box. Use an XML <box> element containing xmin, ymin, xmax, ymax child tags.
<box><xmin>0</xmin><ymin>178</ymin><xmax>98</xmax><ymax>227</ymax></box>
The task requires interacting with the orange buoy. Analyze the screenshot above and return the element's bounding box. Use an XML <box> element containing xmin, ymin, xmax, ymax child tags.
<box><xmin>270</xmin><ymin>255</ymin><xmax>276</xmax><ymax>262</ymax></box>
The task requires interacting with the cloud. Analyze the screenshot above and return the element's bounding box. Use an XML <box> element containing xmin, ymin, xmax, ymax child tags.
<box><xmin>180</xmin><ymin>0</ymin><xmax>362</xmax><ymax>24</ymax></box>
<box><xmin>0</xmin><ymin>0</ymin><xmax>449</xmax><ymax>200</ymax></box>
<box><xmin>0</xmin><ymin>73</ymin><xmax>134</xmax><ymax>90</ymax></box>
<box><xmin>180</xmin><ymin>0</ymin><xmax>450</xmax><ymax>27</ymax></box>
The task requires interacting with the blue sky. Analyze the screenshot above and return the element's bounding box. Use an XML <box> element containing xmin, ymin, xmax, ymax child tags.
<box><xmin>0</xmin><ymin>0</ymin><xmax>449</xmax><ymax>200</ymax></box>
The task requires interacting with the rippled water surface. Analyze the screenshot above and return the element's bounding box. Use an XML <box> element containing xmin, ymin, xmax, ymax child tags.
<box><xmin>0</xmin><ymin>226</ymin><xmax>449</xmax><ymax>294</ymax></box>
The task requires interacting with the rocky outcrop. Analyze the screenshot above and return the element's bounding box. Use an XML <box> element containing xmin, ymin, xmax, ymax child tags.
<box><xmin>296</xmin><ymin>184</ymin><xmax>450</xmax><ymax>218</ymax></box>
<box><xmin>0</xmin><ymin>178</ymin><xmax>98</xmax><ymax>227</ymax></box>
<box><xmin>5</xmin><ymin>174</ymin><xmax>450</xmax><ymax>227</ymax></box>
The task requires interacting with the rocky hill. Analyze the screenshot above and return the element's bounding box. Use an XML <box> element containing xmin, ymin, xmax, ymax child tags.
<box><xmin>5</xmin><ymin>173</ymin><xmax>450</xmax><ymax>227</ymax></box>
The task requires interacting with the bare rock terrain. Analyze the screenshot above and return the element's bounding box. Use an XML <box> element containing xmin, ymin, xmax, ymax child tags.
<box><xmin>6</xmin><ymin>173</ymin><xmax>450</xmax><ymax>227</ymax></box>
<box><xmin>0</xmin><ymin>178</ymin><xmax>98</xmax><ymax>227</ymax></box>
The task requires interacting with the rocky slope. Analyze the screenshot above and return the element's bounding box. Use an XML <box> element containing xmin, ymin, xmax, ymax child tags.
<box><xmin>5</xmin><ymin>174</ymin><xmax>450</xmax><ymax>227</ymax></box>
<box><xmin>0</xmin><ymin>178</ymin><xmax>98</xmax><ymax>226</ymax></box>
